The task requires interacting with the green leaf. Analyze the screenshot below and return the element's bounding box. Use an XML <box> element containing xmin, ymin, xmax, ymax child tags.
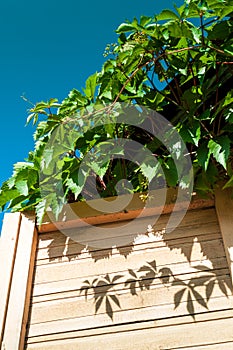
<box><xmin>208</xmin><ymin>136</ymin><xmax>230</xmax><ymax>169</ymax></box>
<box><xmin>140</xmin><ymin>158</ymin><xmax>160</xmax><ymax>182</ymax></box>
<box><xmin>163</xmin><ymin>158</ymin><xmax>178</xmax><ymax>187</ymax></box>
<box><xmin>218</xmin><ymin>5</ymin><xmax>233</xmax><ymax>20</ymax></box>
<box><xmin>15</xmin><ymin>180</ymin><xmax>28</xmax><ymax>196</ymax></box>
<box><xmin>35</xmin><ymin>197</ymin><xmax>48</xmax><ymax>226</ymax></box>
<box><xmin>189</xmin><ymin>25</ymin><xmax>201</xmax><ymax>43</ymax></box>
<box><xmin>140</xmin><ymin>16</ymin><xmax>151</xmax><ymax>27</ymax></box>
<box><xmin>116</xmin><ymin>23</ymin><xmax>135</xmax><ymax>33</ymax></box>
<box><xmin>26</xmin><ymin>113</ymin><xmax>38</xmax><ymax>125</ymax></box>
<box><xmin>66</xmin><ymin>164</ymin><xmax>89</xmax><ymax>199</ymax></box>
<box><xmin>156</xmin><ymin>9</ymin><xmax>179</xmax><ymax>21</ymax></box>
<box><xmin>91</xmin><ymin>160</ymin><xmax>110</xmax><ymax>178</ymax></box>
<box><xmin>197</xmin><ymin>142</ymin><xmax>211</xmax><ymax>170</ymax></box>
<box><xmin>0</xmin><ymin>187</ymin><xmax>21</xmax><ymax>211</ymax></box>
<box><xmin>208</xmin><ymin>21</ymin><xmax>231</xmax><ymax>40</ymax></box>
<box><xmin>83</xmin><ymin>72</ymin><xmax>98</xmax><ymax>101</ymax></box>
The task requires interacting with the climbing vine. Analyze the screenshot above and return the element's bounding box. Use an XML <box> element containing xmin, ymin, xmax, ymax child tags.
<box><xmin>0</xmin><ymin>0</ymin><xmax>233</xmax><ymax>223</ymax></box>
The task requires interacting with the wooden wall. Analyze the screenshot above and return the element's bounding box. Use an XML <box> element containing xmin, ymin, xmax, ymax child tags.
<box><xmin>25</xmin><ymin>205</ymin><xmax>233</xmax><ymax>349</ymax></box>
<box><xmin>0</xmin><ymin>189</ymin><xmax>233</xmax><ymax>350</ymax></box>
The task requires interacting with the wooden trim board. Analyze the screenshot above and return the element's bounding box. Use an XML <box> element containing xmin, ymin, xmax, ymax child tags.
<box><xmin>215</xmin><ymin>187</ymin><xmax>233</xmax><ymax>285</ymax></box>
<box><xmin>0</xmin><ymin>213</ymin><xmax>21</xmax><ymax>345</ymax></box>
<box><xmin>39</xmin><ymin>188</ymin><xmax>214</xmax><ymax>233</ymax></box>
<box><xmin>1</xmin><ymin>213</ymin><xmax>37</xmax><ymax>350</ymax></box>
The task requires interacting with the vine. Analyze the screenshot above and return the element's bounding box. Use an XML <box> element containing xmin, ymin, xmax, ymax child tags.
<box><xmin>0</xmin><ymin>0</ymin><xmax>233</xmax><ymax>224</ymax></box>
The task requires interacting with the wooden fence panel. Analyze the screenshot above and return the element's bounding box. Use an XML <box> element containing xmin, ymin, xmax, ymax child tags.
<box><xmin>0</xmin><ymin>191</ymin><xmax>232</xmax><ymax>349</ymax></box>
<box><xmin>24</xmin><ymin>204</ymin><xmax>233</xmax><ymax>350</ymax></box>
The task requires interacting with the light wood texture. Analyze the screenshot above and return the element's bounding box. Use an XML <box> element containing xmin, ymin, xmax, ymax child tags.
<box><xmin>35</xmin><ymin>207</ymin><xmax>220</xmax><ymax>265</ymax></box>
<box><xmin>0</xmin><ymin>213</ymin><xmax>21</xmax><ymax>345</ymax></box>
<box><xmin>24</xmin><ymin>201</ymin><xmax>233</xmax><ymax>350</ymax></box>
<box><xmin>25</xmin><ymin>309</ymin><xmax>233</xmax><ymax>349</ymax></box>
<box><xmin>29</xmin><ymin>274</ymin><xmax>232</xmax><ymax>325</ymax></box>
<box><xmin>1</xmin><ymin>213</ymin><xmax>37</xmax><ymax>350</ymax></box>
<box><xmin>215</xmin><ymin>187</ymin><xmax>233</xmax><ymax>284</ymax></box>
<box><xmin>31</xmin><ymin>259</ymin><xmax>228</xmax><ymax>304</ymax></box>
<box><xmin>26</xmin><ymin>308</ymin><xmax>233</xmax><ymax>343</ymax></box>
<box><xmin>38</xmin><ymin>207</ymin><xmax>219</xmax><ymax>247</ymax></box>
<box><xmin>33</xmin><ymin>236</ymin><xmax>225</xmax><ymax>285</ymax></box>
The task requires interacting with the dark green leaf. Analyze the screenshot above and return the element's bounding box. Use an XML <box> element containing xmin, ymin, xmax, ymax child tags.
<box><xmin>208</xmin><ymin>136</ymin><xmax>230</xmax><ymax>169</ymax></box>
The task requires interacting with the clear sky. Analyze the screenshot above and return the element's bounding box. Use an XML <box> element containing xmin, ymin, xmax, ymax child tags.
<box><xmin>0</xmin><ymin>0</ymin><xmax>182</xmax><ymax>231</ymax></box>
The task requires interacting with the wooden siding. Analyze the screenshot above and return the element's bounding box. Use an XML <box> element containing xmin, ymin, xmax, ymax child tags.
<box><xmin>24</xmin><ymin>206</ymin><xmax>233</xmax><ymax>350</ymax></box>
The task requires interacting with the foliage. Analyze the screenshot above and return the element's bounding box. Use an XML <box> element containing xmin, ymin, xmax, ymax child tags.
<box><xmin>1</xmin><ymin>0</ymin><xmax>233</xmax><ymax>224</ymax></box>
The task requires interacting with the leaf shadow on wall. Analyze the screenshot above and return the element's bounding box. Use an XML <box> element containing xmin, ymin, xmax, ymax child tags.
<box><xmin>39</xmin><ymin>206</ymin><xmax>232</xmax><ymax>321</ymax></box>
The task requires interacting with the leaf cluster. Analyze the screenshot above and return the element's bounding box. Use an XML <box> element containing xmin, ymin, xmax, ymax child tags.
<box><xmin>1</xmin><ymin>0</ymin><xmax>233</xmax><ymax>223</ymax></box>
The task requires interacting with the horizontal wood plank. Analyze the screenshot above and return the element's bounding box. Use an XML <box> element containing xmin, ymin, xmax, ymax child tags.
<box><xmin>32</xmin><ymin>260</ymin><xmax>229</xmax><ymax>301</ymax></box>
<box><xmin>27</xmin><ymin>294</ymin><xmax>233</xmax><ymax>338</ymax></box>
<box><xmin>29</xmin><ymin>273</ymin><xmax>232</xmax><ymax>325</ymax></box>
<box><xmin>33</xmin><ymin>237</ymin><xmax>225</xmax><ymax>285</ymax></box>
<box><xmin>171</xmin><ymin>341</ymin><xmax>233</xmax><ymax>349</ymax></box>
<box><xmin>26</xmin><ymin>309</ymin><xmax>233</xmax><ymax>349</ymax></box>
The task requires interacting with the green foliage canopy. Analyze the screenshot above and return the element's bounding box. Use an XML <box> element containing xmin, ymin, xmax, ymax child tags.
<box><xmin>1</xmin><ymin>0</ymin><xmax>233</xmax><ymax>224</ymax></box>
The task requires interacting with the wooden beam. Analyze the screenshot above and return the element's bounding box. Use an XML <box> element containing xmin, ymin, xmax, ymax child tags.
<box><xmin>1</xmin><ymin>213</ymin><xmax>38</xmax><ymax>350</ymax></box>
<box><xmin>39</xmin><ymin>189</ymin><xmax>214</xmax><ymax>233</ymax></box>
<box><xmin>0</xmin><ymin>213</ymin><xmax>21</xmax><ymax>345</ymax></box>
<box><xmin>215</xmin><ymin>187</ymin><xmax>233</xmax><ymax>285</ymax></box>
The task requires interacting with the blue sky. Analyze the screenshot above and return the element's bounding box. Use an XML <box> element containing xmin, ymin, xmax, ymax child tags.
<box><xmin>0</xmin><ymin>0</ymin><xmax>182</xmax><ymax>231</ymax></box>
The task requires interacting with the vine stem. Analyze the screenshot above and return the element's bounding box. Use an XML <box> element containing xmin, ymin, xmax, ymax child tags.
<box><xmin>200</xmin><ymin>13</ymin><xmax>205</xmax><ymax>46</ymax></box>
<box><xmin>110</xmin><ymin>45</ymin><xmax>201</xmax><ymax>110</ymax></box>
<box><xmin>217</xmin><ymin>62</ymin><xmax>233</xmax><ymax>65</ymax></box>
<box><xmin>65</xmin><ymin>45</ymin><xmax>205</xmax><ymax>123</ymax></box>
